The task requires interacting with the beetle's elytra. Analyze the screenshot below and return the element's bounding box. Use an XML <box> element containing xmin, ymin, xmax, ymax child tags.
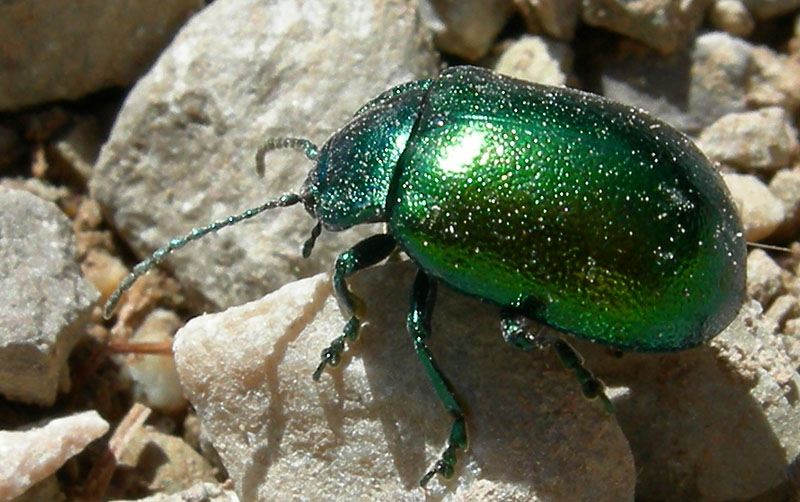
<box><xmin>105</xmin><ymin>66</ymin><xmax>747</xmax><ymax>486</ymax></box>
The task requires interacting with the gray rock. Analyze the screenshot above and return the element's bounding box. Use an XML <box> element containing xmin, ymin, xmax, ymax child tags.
<box><xmin>494</xmin><ymin>36</ymin><xmax>574</xmax><ymax>86</ymax></box>
<box><xmin>698</xmin><ymin>107</ymin><xmax>799</xmax><ymax>171</ymax></box>
<box><xmin>515</xmin><ymin>0</ymin><xmax>581</xmax><ymax>40</ymax></box>
<box><xmin>0</xmin><ymin>0</ymin><xmax>203</xmax><ymax>111</ymax></box>
<box><xmin>742</xmin><ymin>0</ymin><xmax>800</xmax><ymax>18</ymax></box>
<box><xmin>174</xmin><ymin>262</ymin><xmax>635</xmax><ymax>501</ymax></box>
<box><xmin>709</xmin><ymin>0</ymin><xmax>756</xmax><ymax>36</ymax></box>
<box><xmin>0</xmin><ymin>187</ymin><xmax>98</xmax><ymax>406</ymax></box>
<box><xmin>580</xmin><ymin>300</ymin><xmax>800</xmax><ymax>500</ymax></box>
<box><xmin>601</xmin><ymin>32</ymin><xmax>754</xmax><ymax>133</ymax></box>
<box><xmin>582</xmin><ymin>0</ymin><xmax>712</xmax><ymax>53</ymax></box>
<box><xmin>723</xmin><ymin>173</ymin><xmax>785</xmax><ymax>242</ymax></box>
<box><xmin>91</xmin><ymin>0</ymin><xmax>438</xmax><ymax>313</ymax></box>
<box><xmin>419</xmin><ymin>0</ymin><xmax>516</xmax><ymax>60</ymax></box>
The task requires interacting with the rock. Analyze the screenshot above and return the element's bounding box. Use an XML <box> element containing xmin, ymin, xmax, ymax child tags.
<box><xmin>109</xmin><ymin>482</ymin><xmax>238</xmax><ymax>502</ymax></box>
<box><xmin>742</xmin><ymin>0</ymin><xmax>800</xmax><ymax>19</ymax></box>
<box><xmin>119</xmin><ymin>309</ymin><xmax>187</xmax><ymax>414</ymax></box>
<box><xmin>514</xmin><ymin>0</ymin><xmax>581</xmax><ymax>40</ymax></box>
<box><xmin>0</xmin><ymin>187</ymin><xmax>98</xmax><ymax>405</ymax></box>
<box><xmin>600</xmin><ymin>32</ymin><xmax>754</xmax><ymax>133</ymax></box>
<box><xmin>90</xmin><ymin>0</ymin><xmax>438</xmax><ymax>313</ymax></box>
<box><xmin>746</xmin><ymin>248</ymin><xmax>786</xmax><ymax>306</ymax></box>
<box><xmin>0</xmin><ymin>411</ymin><xmax>109</xmax><ymax>501</ymax></box>
<box><xmin>582</xmin><ymin>0</ymin><xmax>712</xmax><ymax>54</ymax></box>
<box><xmin>764</xmin><ymin>294</ymin><xmax>799</xmax><ymax>329</ymax></box>
<box><xmin>10</xmin><ymin>475</ymin><xmax>65</xmax><ymax>502</ymax></box>
<box><xmin>494</xmin><ymin>36</ymin><xmax>574</xmax><ymax>86</ymax></box>
<box><xmin>0</xmin><ymin>0</ymin><xmax>203</xmax><ymax>111</ymax></box>
<box><xmin>579</xmin><ymin>300</ymin><xmax>800</xmax><ymax>500</ymax></box>
<box><xmin>698</xmin><ymin>107</ymin><xmax>799</xmax><ymax>171</ymax></box>
<box><xmin>747</xmin><ymin>47</ymin><xmax>800</xmax><ymax>111</ymax></box>
<box><xmin>174</xmin><ymin>263</ymin><xmax>635</xmax><ymax>501</ymax></box>
<box><xmin>110</xmin><ymin>427</ymin><xmax>217</xmax><ymax>498</ymax></box>
<box><xmin>47</xmin><ymin>116</ymin><xmax>105</xmax><ymax>184</ymax></box>
<box><xmin>708</xmin><ymin>0</ymin><xmax>756</xmax><ymax>36</ymax></box>
<box><xmin>82</xmin><ymin>249</ymin><xmax>130</xmax><ymax>303</ymax></box>
<box><xmin>419</xmin><ymin>0</ymin><xmax>515</xmax><ymax>60</ymax></box>
<box><xmin>768</xmin><ymin>167</ymin><xmax>800</xmax><ymax>241</ymax></box>
<box><xmin>723</xmin><ymin>173</ymin><xmax>785</xmax><ymax>242</ymax></box>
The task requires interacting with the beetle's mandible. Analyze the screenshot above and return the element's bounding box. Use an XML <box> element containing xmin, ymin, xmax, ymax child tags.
<box><xmin>105</xmin><ymin>66</ymin><xmax>747</xmax><ymax>486</ymax></box>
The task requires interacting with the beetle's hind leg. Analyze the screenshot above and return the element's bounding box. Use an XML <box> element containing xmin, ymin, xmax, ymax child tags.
<box><xmin>408</xmin><ymin>270</ymin><xmax>468</xmax><ymax>487</ymax></box>
<box><xmin>501</xmin><ymin>312</ymin><xmax>614</xmax><ymax>414</ymax></box>
<box><xmin>313</xmin><ymin>234</ymin><xmax>396</xmax><ymax>380</ymax></box>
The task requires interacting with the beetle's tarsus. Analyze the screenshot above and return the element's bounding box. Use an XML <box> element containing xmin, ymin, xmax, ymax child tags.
<box><xmin>501</xmin><ymin>313</ymin><xmax>615</xmax><ymax>414</ymax></box>
<box><xmin>312</xmin><ymin>235</ymin><xmax>395</xmax><ymax>380</ymax></box>
<box><xmin>553</xmin><ymin>339</ymin><xmax>615</xmax><ymax>414</ymax></box>
<box><xmin>408</xmin><ymin>270</ymin><xmax>469</xmax><ymax>487</ymax></box>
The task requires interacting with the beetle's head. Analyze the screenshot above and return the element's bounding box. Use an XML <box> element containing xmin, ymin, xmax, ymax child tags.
<box><xmin>300</xmin><ymin>78</ymin><xmax>433</xmax><ymax>231</ymax></box>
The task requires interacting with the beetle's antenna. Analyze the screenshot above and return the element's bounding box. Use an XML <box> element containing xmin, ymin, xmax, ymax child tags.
<box><xmin>256</xmin><ymin>137</ymin><xmax>319</xmax><ymax>177</ymax></box>
<box><xmin>302</xmin><ymin>221</ymin><xmax>323</xmax><ymax>258</ymax></box>
<box><xmin>103</xmin><ymin>193</ymin><xmax>303</xmax><ymax>319</ymax></box>
<box><xmin>747</xmin><ymin>241</ymin><xmax>791</xmax><ymax>253</ymax></box>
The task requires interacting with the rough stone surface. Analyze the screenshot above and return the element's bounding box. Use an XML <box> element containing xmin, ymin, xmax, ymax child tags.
<box><xmin>708</xmin><ymin>0</ymin><xmax>755</xmax><ymax>36</ymax></box>
<box><xmin>514</xmin><ymin>0</ymin><xmax>581</xmax><ymax>40</ymax></box>
<box><xmin>768</xmin><ymin>167</ymin><xmax>800</xmax><ymax>240</ymax></box>
<box><xmin>747</xmin><ymin>248</ymin><xmax>786</xmax><ymax>306</ymax></box>
<box><xmin>91</xmin><ymin>0</ymin><xmax>438</xmax><ymax>313</ymax></box>
<box><xmin>174</xmin><ymin>262</ymin><xmax>635</xmax><ymax>502</ymax></box>
<box><xmin>698</xmin><ymin>107</ymin><xmax>799</xmax><ymax>171</ymax></box>
<box><xmin>109</xmin><ymin>482</ymin><xmax>239</xmax><ymax>502</ymax></box>
<box><xmin>747</xmin><ymin>46</ymin><xmax>800</xmax><ymax>111</ymax></box>
<box><xmin>723</xmin><ymin>173</ymin><xmax>785</xmax><ymax>242</ymax></box>
<box><xmin>0</xmin><ymin>187</ymin><xmax>99</xmax><ymax>405</ymax></box>
<box><xmin>420</xmin><ymin>0</ymin><xmax>515</xmax><ymax>60</ymax></box>
<box><xmin>579</xmin><ymin>300</ymin><xmax>800</xmax><ymax>500</ymax></box>
<box><xmin>0</xmin><ymin>0</ymin><xmax>203</xmax><ymax>111</ymax></box>
<box><xmin>112</xmin><ymin>427</ymin><xmax>217</xmax><ymax>498</ymax></box>
<box><xmin>494</xmin><ymin>36</ymin><xmax>574</xmax><ymax>86</ymax></box>
<box><xmin>600</xmin><ymin>32</ymin><xmax>754</xmax><ymax>133</ymax></box>
<box><xmin>582</xmin><ymin>0</ymin><xmax>712</xmax><ymax>53</ymax></box>
<box><xmin>0</xmin><ymin>411</ymin><xmax>109</xmax><ymax>501</ymax></box>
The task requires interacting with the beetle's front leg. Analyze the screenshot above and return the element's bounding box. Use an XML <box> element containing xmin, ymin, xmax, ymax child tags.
<box><xmin>501</xmin><ymin>311</ymin><xmax>614</xmax><ymax>414</ymax></box>
<box><xmin>408</xmin><ymin>269</ymin><xmax>468</xmax><ymax>487</ymax></box>
<box><xmin>312</xmin><ymin>234</ymin><xmax>396</xmax><ymax>380</ymax></box>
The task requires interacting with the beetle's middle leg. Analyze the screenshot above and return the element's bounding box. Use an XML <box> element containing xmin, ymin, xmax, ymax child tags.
<box><xmin>312</xmin><ymin>234</ymin><xmax>396</xmax><ymax>380</ymax></box>
<box><xmin>408</xmin><ymin>269</ymin><xmax>468</xmax><ymax>487</ymax></box>
<box><xmin>501</xmin><ymin>311</ymin><xmax>614</xmax><ymax>414</ymax></box>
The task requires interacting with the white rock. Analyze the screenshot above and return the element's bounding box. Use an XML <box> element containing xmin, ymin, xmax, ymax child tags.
<box><xmin>723</xmin><ymin>172</ymin><xmax>785</xmax><ymax>241</ymax></box>
<box><xmin>0</xmin><ymin>411</ymin><xmax>109</xmax><ymax>501</ymax></box>
<box><xmin>174</xmin><ymin>262</ymin><xmax>635</xmax><ymax>501</ymax></box>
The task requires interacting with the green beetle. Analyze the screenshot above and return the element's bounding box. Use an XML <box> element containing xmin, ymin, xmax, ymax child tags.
<box><xmin>105</xmin><ymin>66</ymin><xmax>747</xmax><ymax>486</ymax></box>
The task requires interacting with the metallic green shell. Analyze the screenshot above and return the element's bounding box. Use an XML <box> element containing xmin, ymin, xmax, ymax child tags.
<box><xmin>388</xmin><ymin>67</ymin><xmax>746</xmax><ymax>352</ymax></box>
<box><xmin>302</xmin><ymin>79</ymin><xmax>432</xmax><ymax>230</ymax></box>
